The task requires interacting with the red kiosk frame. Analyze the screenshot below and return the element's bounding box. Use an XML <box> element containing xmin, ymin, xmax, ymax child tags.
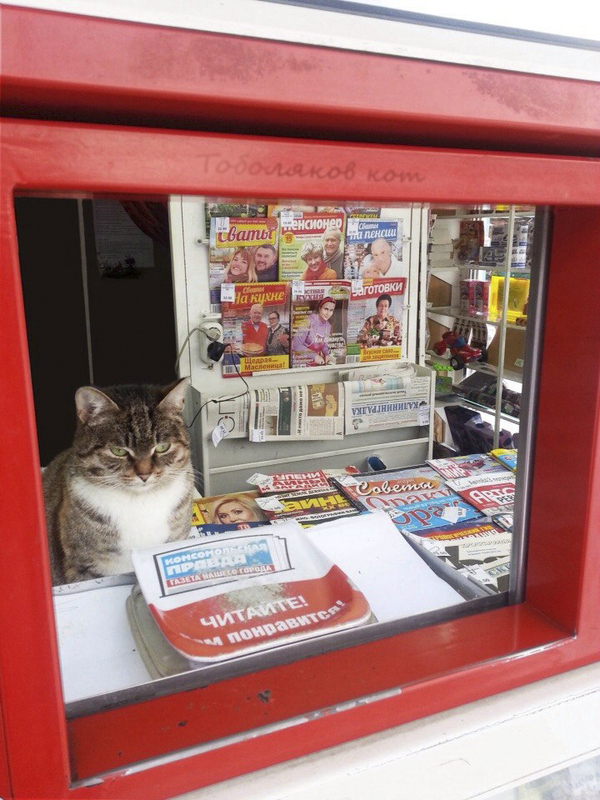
<box><xmin>1</xmin><ymin>6</ymin><xmax>599</xmax><ymax>799</ymax></box>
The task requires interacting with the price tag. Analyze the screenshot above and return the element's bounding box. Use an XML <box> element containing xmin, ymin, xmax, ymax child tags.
<box><xmin>215</xmin><ymin>217</ymin><xmax>229</xmax><ymax>233</ymax></box>
<box><xmin>417</xmin><ymin>404</ymin><xmax>430</xmax><ymax>426</ymax></box>
<box><xmin>351</xmin><ymin>279</ymin><xmax>364</xmax><ymax>294</ymax></box>
<box><xmin>441</xmin><ymin>506</ymin><xmax>462</xmax><ymax>524</ymax></box>
<box><xmin>249</xmin><ymin>429</ymin><xmax>266</xmax><ymax>443</ymax></box>
<box><xmin>347</xmin><ymin>219</ymin><xmax>359</xmax><ymax>236</ymax></box>
<box><xmin>220</xmin><ymin>283</ymin><xmax>235</xmax><ymax>303</ymax></box>
<box><xmin>255</xmin><ymin>496</ymin><xmax>285</xmax><ymax>512</ymax></box>
<box><xmin>246</xmin><ymin>472</ymin><xmax>269</xmax><ymax>486</ymax></box>
<box><xmin>211</xmin><ymin>419</ymin><xmax>230</xmax><ymax>448</ymax></box>
<box><xmin>338</xmin><ymin>475</ymin><xmax>359</xmax><ymax>487</ymax></box>
<box><xmin>291</xmin><ymin>280</ymin><xmax>305</xmax><ymax>299</ymax></box>
<box><xmin>280</xmin><ymin>211</ymin><xmax>294</xmax><ymax>227</ymax></box>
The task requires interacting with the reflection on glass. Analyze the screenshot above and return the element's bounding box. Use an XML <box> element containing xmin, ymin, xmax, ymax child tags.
<box><xmin>15</xmin><ymin>196</ymin><xmax>536</xmax><ymax>711</ymax></box>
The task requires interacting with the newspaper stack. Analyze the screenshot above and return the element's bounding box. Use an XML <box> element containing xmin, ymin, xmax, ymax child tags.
<box><xmin>131</xmin><ymin>522</ymin><xmax>372</xmax><ymax>663</ymax></box>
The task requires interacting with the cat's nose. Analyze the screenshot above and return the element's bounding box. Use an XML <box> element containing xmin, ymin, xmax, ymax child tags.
<box><xmin>135</xmin><ymin>457</ymin><xmax>153</xmax><ymax>482</ymax></box>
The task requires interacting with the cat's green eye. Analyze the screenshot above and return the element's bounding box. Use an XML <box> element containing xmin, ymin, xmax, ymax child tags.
<box><xmin>155</xmin><ymin>442</ymin><xmax>171</xmax><ymax>454</ymax></box>
<box><xmin>110</xmin><ymin>446</ymin><xmax>128</xmax><ymax>457</ymax></box>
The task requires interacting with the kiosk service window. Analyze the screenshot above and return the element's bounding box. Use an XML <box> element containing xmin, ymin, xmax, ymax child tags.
<box><xmin>2</xmin><ymin>119</ymin><xmax>599</xmax><ymax>798</ymax></box>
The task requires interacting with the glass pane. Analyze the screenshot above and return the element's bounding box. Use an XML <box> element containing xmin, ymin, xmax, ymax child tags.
<box><xmin>15</xmin><ymin>193</ymin><xmax>543</xmax><ymax>724</ymax></box>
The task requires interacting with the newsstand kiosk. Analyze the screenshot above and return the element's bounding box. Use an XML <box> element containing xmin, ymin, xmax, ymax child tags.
<box><xmin>1</xmin><ymin>4</ymin><xmax>599</xmax><ymax>799</ymax></box>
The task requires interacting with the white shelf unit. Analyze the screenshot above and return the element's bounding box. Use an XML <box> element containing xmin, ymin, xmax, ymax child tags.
<box><xmin>426</xmin><ymin>206</ymin><xmax>533</xmax><ymax>449</ymax></box>
<box><xmin>170</xmin><ymin>196</ymin><xmax>433</xmax><ymax>496</ymax></box>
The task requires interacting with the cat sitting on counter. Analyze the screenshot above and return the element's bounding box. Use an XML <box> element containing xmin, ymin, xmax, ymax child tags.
<box><xmin>43</xmin><ymin>378</ymin><xmax>194</xmax><ymax>586</ymax></box>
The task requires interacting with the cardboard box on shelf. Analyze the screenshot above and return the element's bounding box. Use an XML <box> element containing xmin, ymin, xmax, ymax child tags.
<box><xmin>427</xmin><ymin>275</ymin><xmax>453</xmax><ymax>308</ymax></box>
<box><xmin>486</xmin><ymin>327</ymin><xmax>526</xmax><ymax>376</ymax></box>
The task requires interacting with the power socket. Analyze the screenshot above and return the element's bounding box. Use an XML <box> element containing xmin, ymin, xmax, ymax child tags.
<box><xmin>198</xmin><ymin>322</ymin><xmax>224</xmax><ymax>364</ymax></box>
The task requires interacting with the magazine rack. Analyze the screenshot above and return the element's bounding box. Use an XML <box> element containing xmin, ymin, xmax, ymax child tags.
<box><xmin>1</xmin><ymin>6</ymin><xmax>599</xmax><ymax>800</ymax></box>
<box><xmin>170</xmin><ymin>196</ymin><xmax>431</xmax><ymax>495</ymax></box>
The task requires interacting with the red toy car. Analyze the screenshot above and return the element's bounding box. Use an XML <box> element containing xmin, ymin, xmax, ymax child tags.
<box><xmin>433</xmin><ymin>331</ymin><xmax>483</xmax><ymax>370</ymax></box>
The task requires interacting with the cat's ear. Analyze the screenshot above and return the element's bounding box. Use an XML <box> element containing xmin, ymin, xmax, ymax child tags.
<box><xmin>75</xmin><ymin>387</ymin><xmax>120</xmax><ymax>426</ymax></box>
<box><xmin>158</xmin><ymin>377</ymin><xmax>190</xmax><ymax>413</ymax></box>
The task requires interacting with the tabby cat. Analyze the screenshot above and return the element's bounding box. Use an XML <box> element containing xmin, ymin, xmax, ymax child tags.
<box><xmin>43</xmin><ymin>378</ymin><xmax>194</xmax><ymax>585</ymax></box>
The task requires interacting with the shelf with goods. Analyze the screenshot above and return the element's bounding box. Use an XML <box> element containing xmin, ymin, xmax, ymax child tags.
<box><xmin>171</xmin><ymin>196</ymin><xmax>433</xmax><ymax>496</ymax></box>
<box><xmin>426</xmin><ymin>205</ymin><xmax>533</xmax><ymax>452</ymax></box>
<box><xmin>427</xmin><ymin>307</ymin><xmax>527</xmax><ymax>332</ymax></box>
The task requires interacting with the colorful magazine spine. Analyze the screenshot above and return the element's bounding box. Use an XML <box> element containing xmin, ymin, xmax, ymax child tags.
<box><xmin>221</xmin><ymin>282</ymin><xmax>290</xmax><ymax>377</ymax></box>
<box><xmin>346</xmin><ymin>277</ymin><xmax>406</xmax><ymax>363</ymax></box>
<box><xmin>209</xmin><ymin>216</ymin><xmax>279</xmax><ymax>311</ymax></box>
<box><xmin>489</xmin><ymin>448</ymin><xmax>518</xmax><ymax>472</ymax></box>
<box><xmin>278</xmin><ymin>211</ymin><xmax>346</xmax><ymax>281</ymax></box>
<box><xmin>290</xmin><ymin>281</ymin><xmax>351</xmax><ymax>368</ymax></box>
<box><xmin>389</xmin><ymin>495</ymin><xmax>484</xmax><ymax>534</ymax></box>
<box><xmin>427</xmin><ymin>454</ymin><xmax>508</xmax><ymax>480</ymax></box>
<box><xmin>333</xmin><ymin>466</ymin><xmax>451</xmax><ymax>516</ymax></box>
<box><xmin>190</xmin><ymin>521</ymin><xmax>267</xmax><ymax>538</ymax></box>
<box><xmin>255</xmin><ymin>486</ymin><xmax>360</xmax><ymax>526</ymax></box>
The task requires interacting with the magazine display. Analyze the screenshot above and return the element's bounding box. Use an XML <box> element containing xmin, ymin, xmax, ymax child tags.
<box><xmin>131</xmin><ymin>522</ymin><xmax>372</xmax><ymax>662</ymax></box>
<box><xmin>209</xmin><ymin>216</ymin><xmax>278</xmax><ymax>310</ymax></box>
<box><xmin>343</xmin><ymin>217</ymin><xmax>405</xmax><ymax>280</ymax></box>
<box><xmin>268</xmin><ymin>204</ymin><xmax>316</xmax><ymax>217</ymax></box>
<box><xmin>290</xmin><ymin>281</ymin><xmax>351</xmax><ymax>368</ymax></box>
<box><xmin>278</xmin><ymin>211</ymin><xmax>346</xmax><ymax>281</ymax></box>
<box><xmin>346</xmin><ymin>278</ymin><xmax>406</xmax><ymax>363</ymax></box>
<box><xmin>192</xmin><ymin>492</ymin><xmax>269</xmax><ymax>526</ymax></box>
<box><xmin>427</xmin><ymin>454</ymin><xmax>508</xmax><ymax>480</ymax></box>
<box><xmin>387</xmin><ymin>493</ymin><xmax>484</xmax><ymax>534</ymax></box>
<box><xmin>247</xmin><ymin>470</ymin><xmax>332</xmax><ymax>494</ymax></box>
<box><xmin>255</xmin><ymin>486</ymin><xmax>360</xmax><ymax>526</ymax></box>
<box><xmin>493</xmin><ymin>512</ymin><xmax>514</xmax><ymax>532</ymax></box>
<box><xmin>446</xmin><ymin>473</ymin><xmax>516</xmax><ymax>518</ymax></box>
<box><xmin>204</xmin><ymin>203</ymin><xmax>267</xmax><ymax>238</ymax></box>
<box><xmin>412</xmin><ymin>520</ymin><xmax>511</xmax><ymax>563</ymax></box>
<box><xmin>344</xmin><ymin>373</ymin><xmax>430</xmax><ymax>435</ymax></box>
<box><xmin>190</xmin><ymin>522</ymin><xmax>266</xmax><ymax>538</ymax></box>
<box><xmin>345</xmin><ymin>206</ymin><xmax>381</xmax><ymax>219</ymax></box>
<box><xmin>490</xmin><ymin>448</ymin><xmax>518</xmax><ymax>472</ymax></box>
<box><xmin>221</xmin><ymin>282</ymin><xmax>290</xmax><ymax>377</ymax></box>
<box><xmin>405</xmin><ymin>520</ymin><xmax>512</xmax><ymax>593</ymax></box>
<box><xmin>249</xmin><ymin>382</ymin><xmax>344</xmax><ymax>441</ymax></box>
<box><xmin>334</xmin><ymin>466</ymin><xmax>450</xmax><ymax>515</ymax></box>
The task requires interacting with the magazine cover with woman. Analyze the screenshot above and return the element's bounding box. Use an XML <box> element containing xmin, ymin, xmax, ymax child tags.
<box><xmin>221</xmin><ymin>282</ymin><xmax>290</xmax><ymax>377</ymax></box>
<box><xmin>278</xmin><ymin>211</ymin><xmax>346</xmax><ymax>281</ymax></box>
<box><xmin>290</xmin><ymin>281</ymin><xmax>351</xmax><ymax>368</ymax></box>
<box><xmin>192</xmin><ymin>491</ymin><xmax>269</xmax><ymax>526</ymax></box>
<box><xmin>209</xmin><ymin>216</ymin><xmax>279</xmax><ymax>311</ymax></box>
<box><xmin>346</xmin><ymin>277</ymin><xmax>406</xmax><ymax>363</ymax></box>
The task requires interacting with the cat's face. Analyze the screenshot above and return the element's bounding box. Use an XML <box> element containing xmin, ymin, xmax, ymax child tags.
<box><xmin>73</xmin><ymin>379</ymin><xmax>191</xmax><ymax>492</ymax></box>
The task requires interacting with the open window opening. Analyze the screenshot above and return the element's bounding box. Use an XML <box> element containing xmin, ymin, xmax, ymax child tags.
<box><xmin>15</xmin><ymin>191</ymin><xmax>547</xmax><ymax>771</ymax></box>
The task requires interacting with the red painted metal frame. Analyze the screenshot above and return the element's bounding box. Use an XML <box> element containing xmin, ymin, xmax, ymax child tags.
<box><xmin>1</xmin><ymin>6</ymin><xmax>600</xmax><ymax>799</ymax></box>
<box><xmin>2</xmin><ymin>5</ymin><xmax>600</xmax><ymax>156</ymax></box>
<box><xmin>1</xmin><ymin>117</ymin><xmax>599</xmax><ymax>799</ymax></box>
